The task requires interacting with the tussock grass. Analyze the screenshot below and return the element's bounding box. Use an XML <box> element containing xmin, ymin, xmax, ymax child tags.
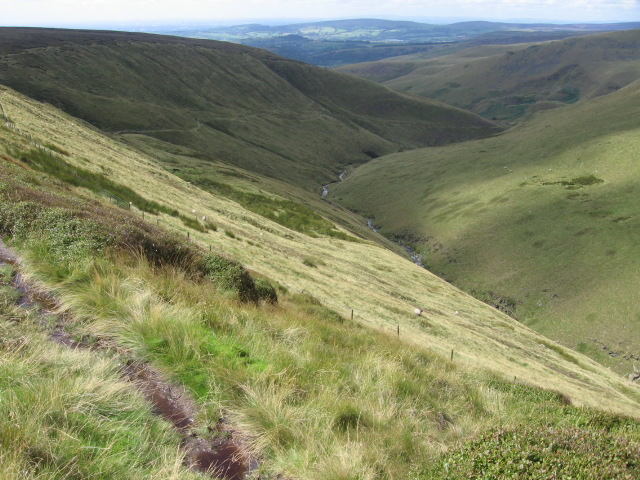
<box><xmin>2</xmin><ymin>83</ymin><xmax>639</xmax><ymax>418</ymax></box>
<box><xmin>0</xmin><ymin>284</ymin><xmax>198</xmax><ymax>479</ymax></box>
<box><xmin>1</xmin><ymin>83</ymin><xmax>640</xmax><ymax>478</ymax></box>
<box><xmin>13</xmin><ymin>249</ymin><xmax>640</xmax><ymax>478</ymax></box>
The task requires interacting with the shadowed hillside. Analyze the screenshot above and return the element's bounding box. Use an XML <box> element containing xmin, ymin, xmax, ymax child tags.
<box><xmin>0</xmin><ymin>28</ymin><xmax>500</xmax><ymax>191</ymax></box>
<box><xmin>333</xmin><ymin>80</ymin><xmax>640</xmax><ymax>376</ymax></box>
<box><xmin>337</xmin><ymin>29</ymin><xmax>640</xmax><ymax>122</ymax></box>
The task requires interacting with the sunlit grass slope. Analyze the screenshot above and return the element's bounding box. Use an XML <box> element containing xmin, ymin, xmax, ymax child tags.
<box><xmin>337</xmin><ymin>29</ymin><xmax>640</xmax><ymax>122</ymax></box>
<box><xmin>2</xmin><ymin>81</ymin><xmax>639</xmax><ymax>421</ymax></box>
<box><xmin>333</xmin><ymin>80</ymin><xmax>640</xmax><ymax>376</ymax></box>
<box><xmin>0</xmin><ymin>264</ymin><xmax>198</xmax><ymax>479</ymax></box>
<box><xmin>0</xmin><ymin>28</ymin><xmax>499</xmax><ymax>192</ymax></box>
<box><xmin>2</xmin><ymin>86</ymin><xmax>640</xmax><ymax>479</ymax></box>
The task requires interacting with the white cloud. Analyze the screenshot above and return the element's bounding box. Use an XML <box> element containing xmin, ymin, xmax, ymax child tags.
<box><xmin>0</xmin><ymin>0</ymin><xmax>638</xmax><ymax>25</ymax></box>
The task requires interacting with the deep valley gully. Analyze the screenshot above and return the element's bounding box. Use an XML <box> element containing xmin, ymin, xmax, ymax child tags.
<box><xmin>0</xmin><ymin>239</ymin><xmax>259</xmax><ymax>480</ymax></box>
<box><xmin>322</xmin><ymin>171</ymin><xmax>425</xmax><ymax>268</ymax></box>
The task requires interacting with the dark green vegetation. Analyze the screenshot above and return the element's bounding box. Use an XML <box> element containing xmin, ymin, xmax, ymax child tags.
<box><xmin>2</xmin><ymin>155</ymin><xmax>639</xmax><ymax>478</ymax></box>
<box><xmin>0</xmin><ymin>161</ymin><xmax>276</xmax><ymax>305</ymax></box>
<box><xmin>333</xmin><ymin>78</ymin><xmax>640</xmax><ymax>375</ymax></box>
<box><xmin>162</xmin><ymin>18</ymin><xmax>640</xmax><ymax>67</ymax></box>
<box><xmin>0</xmin><ymin>28</ymin><xmax>499</xmax><ymax>193</ymax></box>
<box><xmin>337</xmin><ymin>29</ymin><xmax>640</xmax><ymax>122</ymax></box>
<box><xmin>182</xmin><ymin>176</ymin><xmax>358</xmax><ymax>240</ymax></box>
<box><xmin>11</xmin><ymin>146</ymin><xmax>178</xmax><ymax>214</ymax></box>
<box><xmin>433</xmin><ymin>413</ymin><xmax>640</xmax><ymax>479</ymax></box>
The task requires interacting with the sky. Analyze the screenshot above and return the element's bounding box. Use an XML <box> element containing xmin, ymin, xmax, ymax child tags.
<box><xmin>1</xmin><ymin>0</ymin><xmax>639</xmax><ymax>27</ymax></box>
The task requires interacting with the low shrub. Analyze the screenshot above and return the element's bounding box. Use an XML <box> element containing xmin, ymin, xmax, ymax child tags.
<box><xmin>180</xmin><ymin>215</ymin><xmax>207</xmax><ymax>232</ymax></box>
<box><xmin>254</xmin><ymin>277</ymin><xmax>278</xmax><ymax>305</ymax></box>
<box><xmin>434</xmin><ymin>424</ymin><xmax>640</xmax><ymax>479</ymax></box>
<box><xmin>199</xmin><ymin>253</ymin><xmax>258</xmax><ymax>303</ymax></box>
<box><xmin>302</xmin><ymin>257</ymin><xmax>317</xmax><ymax>268</ymax></box>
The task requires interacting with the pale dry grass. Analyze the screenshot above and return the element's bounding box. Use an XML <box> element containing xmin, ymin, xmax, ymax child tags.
<box><xmin>2</xmin><ymin>84</ymin><xmax>639</xmax><ymax>423</ymax></box>
<box><xmin>0</xmin><ymin>310</ymin><xmax>198</xmax><ymax>479</ymax></box>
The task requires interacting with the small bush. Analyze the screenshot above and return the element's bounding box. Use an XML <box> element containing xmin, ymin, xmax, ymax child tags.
<box><xmin>302</xmin><ymin>257</ymin><xmax>317</xmax><ymax>268</ymax></box>
<box><xmin>225</xmin><ymin>230</ymin><xmax>236</xmax><ymax>239</ymax></box>
<box><xmin>254</xmin><ymin>277</ymin><xmax>278</xmax><ymax>304</ymax></box>
<box><xmin>180</xmin><ymin>215</ymin><xmax>207</xmax><ymax>232</ymax></box>
<box><xmin>199</xmin><ymin>253</ymin><xmax>258</xmax><ymax>303</ymax></box>
<box><xmin>570</xmin><ymin>175</ymin><xmax>604</xmax><ymax>186</ymax></box>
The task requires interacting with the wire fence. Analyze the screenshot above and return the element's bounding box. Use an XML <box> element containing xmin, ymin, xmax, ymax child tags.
<box><xmin>0</xmin><ymin>103</ymin><xmax>416</xmax><ymax>343</ymax></box>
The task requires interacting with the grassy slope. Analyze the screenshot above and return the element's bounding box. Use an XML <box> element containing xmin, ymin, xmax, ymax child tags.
<box><xmin>0</xmin><ymin>28</ymin><xmax>499</xmax><ymax>192</ymax></box>
<box><xmin>1</xmin><ymin>84</ymin><xmax>640</xmax><ymax>478</ymax></box>
<box><xmin>2</xmin><ymin>84</ymin><xmax>639</xmax><ymax>417</ymax></box>
<box><xmin>0</xmin><ymin>263</ymin><xmax>197</xmax><ymax>479</ymax></box>
<box><xmin>332</xmin><ymin>80</ymin><xmax>640</xmax><ymax>375</ymax></box>
<box><xmin>337</xmin><ymin>29</ymin><xmax>640</xmax><ymax>121</ymax></box>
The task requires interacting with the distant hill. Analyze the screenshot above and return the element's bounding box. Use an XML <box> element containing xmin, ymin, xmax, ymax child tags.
<box><xmin>337</xmin><ymin>29</ymin><xmax>640</xmax><ymax>121</ymax></box>
<box><xmin>159</xmin><ymin>19</ymin><xmax>640</xmax><ymax>66</ymax></box>
<box><xmin>0</xmin><ymin>28</ymin><xmax>500</xmax><ymax>191</ymax></box>
<box><xmin>332</xmin><ymin>80</ymin><xmax>640</xmax><ymax>375</ymax></box>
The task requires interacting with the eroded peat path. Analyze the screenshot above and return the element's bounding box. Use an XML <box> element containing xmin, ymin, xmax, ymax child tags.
<box><xmin>0</xmin><ymin>239</ymin><xmax>258</xmax><ymax>480</ymax></box>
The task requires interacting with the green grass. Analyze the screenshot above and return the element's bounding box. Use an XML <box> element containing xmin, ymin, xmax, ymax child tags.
<box><xmin>0</xmin><ymin>279</ymin><xmax>197</xmax><ymax>479</ymax></box>
<box><xmin>333</xmin><ymin>79</ymin><xmax>640</xmax><ymax>374</ymax></box>
<box><xmin>14</xmin><ymin>237</ymin><xmax>640</xmax><ymax>479</ymax></box>
<box><xmin>2</xmin><ymin>79</ymin><xmax>640</xmax><ymax>479</ymax></box>
<box><xmin>338</xmin><ymin>29</ymin><xmax>640</xmax><ymax>123</ymax></box>
<box><xmin>13</xmin><ymin>146</ymin><xmax>179</xmax><ymax>215</ymax></box>
<box><xmin>0</xmin><ymin>27</ymin><xmax>499</xmax><ymax>193</ymax></box>
<box><xmin>189</xmin><ymin>177</ymin><xmax>360</xmax><ymax>240</ymax></box>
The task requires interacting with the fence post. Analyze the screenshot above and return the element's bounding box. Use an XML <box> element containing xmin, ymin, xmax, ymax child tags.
<box><xmin>397</xmin><ymin>325</ymin><xmax>400</xmax><ymax>337</ymax></box>
<box><xmin>450</xmin><ymin>349</ymin><xmax>454</xmax><ymax>362</ymax></box>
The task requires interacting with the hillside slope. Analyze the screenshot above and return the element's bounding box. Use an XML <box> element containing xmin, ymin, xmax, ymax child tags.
<box><xmin>1</xmin><ymin>82</ymin><xmax>639</xmax><ymax>414</ymax></box>
<box><xmin>332</xmin><ymin>80</ymin><xmax>640</xmax><ymax>376</ymax></box>
<box><xmin>0</xmin><ymin>28</ymin><xmax>500</xmax><ymax>191</ymax></box>
<box><xmin>337</xmin><ymin>29</ymin><xmax>640</xmax><ymax>121</ymax></box>
<box><xmin>1</xmin><ymin>83</ymin><xmax>639</xmax><ymax>478</ymax></box>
